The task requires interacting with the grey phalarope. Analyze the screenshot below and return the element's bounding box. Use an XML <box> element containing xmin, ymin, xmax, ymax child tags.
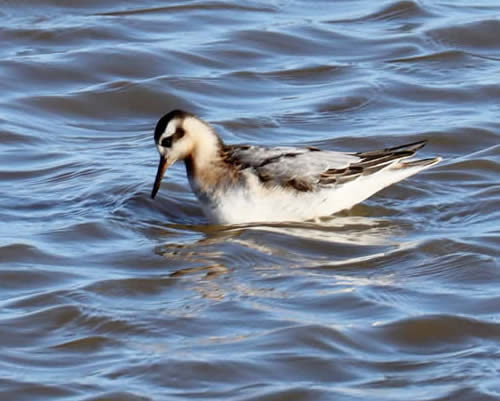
<box><xmin>151</xmin><ymin>110</ymin><xmax>441</xmax><ymax>224</ymax></box>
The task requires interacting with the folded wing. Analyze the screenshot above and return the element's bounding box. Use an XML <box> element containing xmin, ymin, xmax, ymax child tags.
<box><xmin>223</xmin><ymin>140</ymin><xmax>432</xmax><ymax>192</ymax></box>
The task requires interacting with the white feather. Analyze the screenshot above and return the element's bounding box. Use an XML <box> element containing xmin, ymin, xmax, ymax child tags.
<box><xmin>199</xmin><ymin>157</ymin><xmax>441</xmax><ymax>224</ymax></box>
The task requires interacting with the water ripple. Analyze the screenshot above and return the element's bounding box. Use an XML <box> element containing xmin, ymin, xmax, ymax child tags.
<box><xmin>1</xmin><ymin>0</ymin><xmax>500</xmax><ymax>400</ymax></box>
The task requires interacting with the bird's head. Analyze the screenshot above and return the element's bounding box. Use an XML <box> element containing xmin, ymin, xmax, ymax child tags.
<box><xmin>151</xmin><ymin>109</ymin><xmax>220</xmax><ymax>199</ymax></box>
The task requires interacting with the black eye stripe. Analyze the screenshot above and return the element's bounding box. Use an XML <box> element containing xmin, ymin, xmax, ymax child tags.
<box><xmin>174</xmin><ymin>127</ymin><xmax>185</xmax><ymax>140</ymax></box>
<box><xmin>160</xmin><ymin>128</ymin><xmax>185</xmax><ymax>147</ymax></box>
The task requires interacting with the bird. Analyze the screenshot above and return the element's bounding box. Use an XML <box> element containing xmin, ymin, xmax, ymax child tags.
<box><xmin>150</xmin><ymin>110</ymin><xmax>441</xmax><ymax>225</ymax></box>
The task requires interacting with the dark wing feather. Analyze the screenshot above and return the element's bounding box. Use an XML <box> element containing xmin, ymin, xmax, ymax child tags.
<box><xmin>221</xmin><ymin>140</ymin><xmax>428</xmax><ymax>192</ymax></box>
<box><xmin>319</xmin><ymin>140</ymin><xmax>429</xmax><ymax>185</ymax></box>
<box><xmin>354</xmin><ymin>139</ymin><xmax>427</xmax><ymax>160</ymax></box>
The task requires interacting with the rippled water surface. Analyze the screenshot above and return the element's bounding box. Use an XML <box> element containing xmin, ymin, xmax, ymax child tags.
<box><xmin>1</xmin><ymin>1</ymin><xmax>500</xmax><ymax>400</ymax></box>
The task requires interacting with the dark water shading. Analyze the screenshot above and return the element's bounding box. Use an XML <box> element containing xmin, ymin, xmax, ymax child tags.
<box><xmin>1</xmin><ymin>0</ymin><xmax>500</xmax><ymax>400</ymax></box>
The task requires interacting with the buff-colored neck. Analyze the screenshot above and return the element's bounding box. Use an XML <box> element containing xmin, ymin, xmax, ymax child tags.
<box><xmin>183</xmin><ymin>116</ymin><xmax>223</xmax><ymax>168</ymax></box>
<box><xmin>182</xmin><ymin>116</ymin><xmax>235</xmax><ymax>191</ymax></box>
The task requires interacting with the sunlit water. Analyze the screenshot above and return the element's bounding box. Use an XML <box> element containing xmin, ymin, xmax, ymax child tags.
<box><xmin>1</xmin><ymin>1</ymin><xmax>500</xmax><ymax>400</ymax></box>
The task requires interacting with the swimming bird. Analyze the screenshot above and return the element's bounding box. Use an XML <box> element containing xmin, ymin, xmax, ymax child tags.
<box><xmin>151</xmin><ymin>110</ymin><xmax>441</xmax><ymax>224</ymax></box>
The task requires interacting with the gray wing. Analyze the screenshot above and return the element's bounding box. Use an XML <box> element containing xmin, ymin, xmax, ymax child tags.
<box><xmin>223</xmin><ymin>140</ymin><xmax>428</xmax><ymax>192</ymax></box>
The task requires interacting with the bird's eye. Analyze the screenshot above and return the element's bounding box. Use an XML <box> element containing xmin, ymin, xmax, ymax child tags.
<box><xmin>161</xmin><ymin>136</ymin><xmax>172</xmax><ymax>147</ymax></box>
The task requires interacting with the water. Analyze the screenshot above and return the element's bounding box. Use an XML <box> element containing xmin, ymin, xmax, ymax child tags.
<box><xmin>1</xmin><ymin>1</ymin><xmax>500</xmax><ymax>400</ymax></box>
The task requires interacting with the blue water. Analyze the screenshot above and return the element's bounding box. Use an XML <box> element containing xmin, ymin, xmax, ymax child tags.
<box><xmin>1</xmin><ymin>1</ymin><xmax>500</xmax><ymax>400</ymax></box>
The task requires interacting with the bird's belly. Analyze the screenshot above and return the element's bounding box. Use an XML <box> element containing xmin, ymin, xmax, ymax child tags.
<box><xmin>196</xmin><ymin>175</ymin><xmax>403</xmax><ymax>224</ymax></box>
<box><xmin>197</xmin><ymin>187</ymin><xmax>340</xmax><ymax>225</ymax></box>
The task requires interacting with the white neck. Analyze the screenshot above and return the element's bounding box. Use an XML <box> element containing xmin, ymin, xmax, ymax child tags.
<box><xmin>183</xmin><ymin>116</ymin><xmax>223</xmax><ymax>170</ymax></box>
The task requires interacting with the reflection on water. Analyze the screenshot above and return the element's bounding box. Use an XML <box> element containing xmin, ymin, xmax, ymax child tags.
<box><xmin>1</xmin><ymin>0</ymin><xmax>500</xmax><ymax>400</ymax></box>
<box><xmin>246</xmin><ymin>215</ymin><xmax>398</xmax><ymax>245</ymax></box>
